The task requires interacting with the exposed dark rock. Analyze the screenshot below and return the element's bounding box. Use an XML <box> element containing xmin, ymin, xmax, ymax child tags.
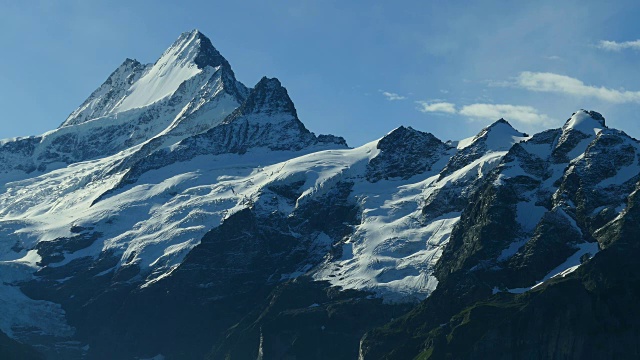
<box><xmin>317</xmin><ymin>133</ymin><xmax>348</xmax><ymax>146</ymax></box>
<box><xmin>106</xmin><ymin>76</ymin><xmax>347</xmax><ymax>191</ymax></box>
<box><xmin>435</xmin><ymin>175</ymin><xmax>520</xmax><ymax>281</ymax></box>
<box><xmin>3</xmin><ymin>28</ymin><xmax>639</xmax><ymax>360</ymax></box>
<box><xmin>60</xmin><ymin>58</ymin><xmax>147</xmax><ymax>127</ymax></box>
<box><xmin>209</xmin><ymin>278</ymin><xmax>411</xmax><ymax>360</ymax></box>
<box><xmin>404</xmin><ymin>183</ymin><xmax>640</xmax><ymax>360</ymax></box>
<box><xmin>190</xmin><ymin>30</ymin><xmax>233</xmax><ymax>71</ymax></box>
<box><xmin>503</xmin><ymin>209</ymin><xmax>584</xmax><ymax>287</ymax></box>
<box><xmin>34</xmin><ymin>232</ymin><xmax>102</xmax><ymax>267</ymax></box>
<box><xmin>0</xmin><ymin>330</ymin><xmax>44</xmax><ymax>360</ymax></box>
<box><xmin>367</xmin><ymin>126</ymin><xmax>451</xmax><ymax>182</ymax></box>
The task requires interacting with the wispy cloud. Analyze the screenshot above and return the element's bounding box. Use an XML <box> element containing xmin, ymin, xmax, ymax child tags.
<box><xmin>459</xmin><ymin>104</ymin><xmax>552</xmax><ymax>125</ymax></box>
<box><xmin>416</xmin><ymin>101</ymin><xmax>456</xmax><ymax>114</ymax></box>
<box><xmin>416</xmin><ymin>99</ymin><xmax>552</xmax><ymax>126</ymax></box>
<box><xmin>596</xmin><ymin>39</ymin><xmax>640</xmax><ymax>51</ymax></box>
<box><xmin>515</xmin><ymin>71</ymin><xmax>640</xmax><ymax>104</ymax></box>
<box><xmin>381</xmin><ymin>91</ymin><xmax>406</xmax><ymax>101</ymax></box>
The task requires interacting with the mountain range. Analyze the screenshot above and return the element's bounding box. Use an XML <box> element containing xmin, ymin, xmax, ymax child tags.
<box><xmin>0</xmin><ymin>30</ymin><xmax>638</xmax><ymax>360</ymax></box>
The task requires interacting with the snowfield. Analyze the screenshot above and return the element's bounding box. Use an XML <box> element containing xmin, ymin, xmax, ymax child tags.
<box><xmin>0</xmin><ymin>27</ymin><xmax>636</xmax><ymax>349</ymax></box>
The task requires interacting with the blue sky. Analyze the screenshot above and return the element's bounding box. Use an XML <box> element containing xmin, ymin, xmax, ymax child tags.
<box><xmin>1</xmin><ymin>1</ymin><xmax>640</xmax><ymax>146</ymax></box>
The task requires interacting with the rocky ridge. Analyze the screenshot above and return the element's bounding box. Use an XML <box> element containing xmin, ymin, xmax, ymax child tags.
<box><xmin>0</xmin><ymin>29</ymin><xmax>637</xmax><ymax>360</ymax></box>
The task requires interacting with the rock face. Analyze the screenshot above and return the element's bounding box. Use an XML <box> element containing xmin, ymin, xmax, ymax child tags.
<box><xmin>366</xmin><ymin>126</ymin><xmax>452</xmax><ymax>182</ymax></box>
<box><xmin>60</xmin><ymin>58</ymin><xmax>149</xmax><ymax>127</ymax></box>
<box><xmin>0</xmin><ymin>29</ymin><xmax>250</xmax><ymax>179</ymax></box>
<box><xmin>0</xmin><ymin>330</ymin><xmax>43</xmax><ymax>360</ymax></box>
<box><xmin>111</xmin><ymin>76</ymin><xmax>346</xmax><ymax>187</ymax></box>
<box><xmin>61</xmin><ymin>29</ymin><xmax>246</xmax><ymax>128</ymax></box>
<box><xmin>367</xmin><ymin>181</ymin><xmax>640</xmax><ymax>360</ymax></box>
<box><xmin>359</xmin><ymin>110</ymin><xmax>640</xmax><ymax>359</ymax></box>
<box><xmin>0</xmin><ymin>29</ymin><xmax>638</xmax><ymax>360</ymax></box>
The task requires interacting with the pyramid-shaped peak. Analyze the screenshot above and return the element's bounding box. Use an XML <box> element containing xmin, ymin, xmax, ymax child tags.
<box><xmin>464</xmin><ymin>118</ymin><xmax>528</xmax><ymax>151</ymax></box>
<box><xmin>486</xmin><ymin>118</ymin><xmax>516</xmax><ymax>130</ymax></box>
<box><xmin>563</xmin><ymin>110</ymin><xmax>606</xmax><ymax>134</ymax></box>
<box><xmin>478</xmin><ymin>118</ymin><xmax>526</xmax><ymax>139</ymax></box>
<box><xmin>163</xmin><ymin>29</ymin><xmax>231</xmax><ymax>70</ymax></box>
<box><xmin>239</xmin><ymin>77</ymin><xmax>297</xmax><ymax>116</ymax></box>
<box><xmin>188</xmin><ymin>28</ymin><xmax>203</xmax><ymax>36</ymax></box>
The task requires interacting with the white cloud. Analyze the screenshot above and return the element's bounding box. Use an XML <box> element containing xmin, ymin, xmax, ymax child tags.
<box><xmin>416</xmin><ymin>99</ymin><xmax>552</xmax><ymax>126</ymax></box>
<box><xmin>516</xmin><ymin>71</ymin><xmax>640</xmax><ymax>104</ymax></box>
<box><xmin>381</xmin><ymin>91</ymin><xmax>406</xmax><ymax>101</ymax></box>
<box><xmin>459</xmin><ymin>104</ymin><xmax>552</xmax><ymax>125</ymax></box>
<box><xmin>416</xmin><ymin>101</ymin><xmax>457</xmax><ymax>114</ymax></box>
<box><xmin>597</xmin><ymin>40</ymin><xmax>640</xmax><ymax>51</ymax></box>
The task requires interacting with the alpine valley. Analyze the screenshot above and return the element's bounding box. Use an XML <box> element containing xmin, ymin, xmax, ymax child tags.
<box><xmin>1</xmin><ymin>30</ymin><xmax>639</xmax><ymax>360</ymax></box>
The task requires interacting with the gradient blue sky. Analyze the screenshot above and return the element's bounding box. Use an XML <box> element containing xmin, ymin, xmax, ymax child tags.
<box><xmin>1</xmin><ymin>1</ymin><xmax>640</xmax><ymax>146</ymax></box>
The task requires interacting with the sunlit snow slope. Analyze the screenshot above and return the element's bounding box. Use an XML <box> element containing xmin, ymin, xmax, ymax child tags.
<box><xmin>0</xmin><ymin>29</ymin><xmax>637</xmax><ymax>357</ymax></box>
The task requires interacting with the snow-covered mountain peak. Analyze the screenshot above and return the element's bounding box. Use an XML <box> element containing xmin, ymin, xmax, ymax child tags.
<box><xmin>113</xmin><ymin>30</ymin><xmax>226</xmax><ymax>113</ymax></box>
<box><xmin>61</xmin><ymin>30</ymin><xmax>241</xmax><ymax>129</ymax></box>
<box><xmin>551</xmin><ymin>110</ymin><xmax>608</xmax><ymax>163</ymax></box>
<box><xmin>0</xmin><ymin>30</ymin><xmax>252</xmax><ymax>181</ymax></box>
<box><xmin>461</xmin><ymin>118</ymin><xmax>528</xmax><ymax>152</ymax></box>
<box><xmin>563</xmin><ymin>109</ymin><xmax>606</xmax><ymax>135</ymax></box>
<box><xmin>171</xmin><ymin>29</ymin><xmax>232</xmax><ymax>71</ymax></box>
<box><xmin>115</xmin><ymin>76</ymin><xmax>346</xmax><ymax>181</ymax></box>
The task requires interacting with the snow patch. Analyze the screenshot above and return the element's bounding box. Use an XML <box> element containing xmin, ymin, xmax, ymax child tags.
<box><xmin>456</xmin><ymin>135</ymin><xmax>475</xmax><ymax>150</ymax></box>
<box><xmin>0</xmin><ymin>261</ymin><xmax>74</xmax><ymax>339</ymax></box>
<box><xmin>115</xmin><ymin>32</ymin><xmax>205</xmax><ymax>112</ymax></box>
<box><xmin>564</xmin><ymin>110</ymin><xmax>604</xmax><ymax>135</ymax></box>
